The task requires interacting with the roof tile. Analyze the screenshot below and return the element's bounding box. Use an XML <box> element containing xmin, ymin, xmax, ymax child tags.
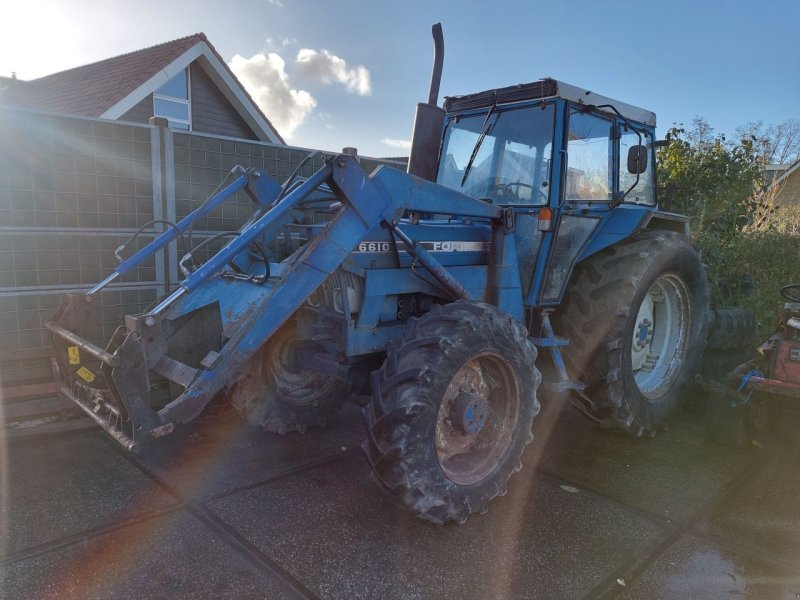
<box><xmin>0</xmin><ymin>34</ymin><xmax>206</xmax><ymax>116</ymax></box>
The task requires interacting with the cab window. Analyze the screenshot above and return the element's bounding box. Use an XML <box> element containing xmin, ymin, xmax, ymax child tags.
<box><xmin>620</xmin><ymin>127</ymin><xmax>655</xmax><ymax>205</ymax></box>
<box><xmin>565</xmin><ymin>111</ymin><xmax>613</xmax><ymax>201</ymax></box>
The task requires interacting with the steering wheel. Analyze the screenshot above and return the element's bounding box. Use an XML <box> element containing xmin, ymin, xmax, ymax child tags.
<box><xmin>781</xmin><ymin>284</ymin><xmax>800</xmax><ymax>302</ymax></box>
<box><xmin>489</xmin><ymin>181</ymin><xmax>548</xmax><ymax>203</ymax></box>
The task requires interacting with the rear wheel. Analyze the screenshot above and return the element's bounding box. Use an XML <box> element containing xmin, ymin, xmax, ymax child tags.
<box><xmin>706</xmin><ymin>307</ymin><xmax>757</xmax><ymax>351</ymax></box>
<box><xmin>554</xmin><ymin>231</ymin><xmax>710</xmax><ymax>435</ymax></box>
<box><xmin>230</xmin><ymin>320</ymin><xmax>347</xmax><ymax>434</ymax></box>
<box><xmin>363</xmin><ymin>301</ymin><xmax>541</xmax><ymax>524</ymax></box>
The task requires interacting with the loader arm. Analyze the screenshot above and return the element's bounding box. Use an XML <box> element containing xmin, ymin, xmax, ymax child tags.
<box><xmin>48</xmin><ymin>154</ymin><xmax>501</xmax><ymax>450</ymax></box>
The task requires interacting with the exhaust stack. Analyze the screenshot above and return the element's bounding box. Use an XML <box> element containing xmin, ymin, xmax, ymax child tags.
<box><xmin>426</xmin><ymin>22</ymin><xmax>444</xmax><ymax>106</ymax></box>
<box><xmin>407</xmin><ymin>23</ymin><xmax>446</xmax><ymax>182</ymax></box>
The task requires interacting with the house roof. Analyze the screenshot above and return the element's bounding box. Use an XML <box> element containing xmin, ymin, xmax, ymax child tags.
<box><xmin>0</xmin><ymin>33</ymin><xmax>285</xmax><ymax>144</ymax></box>
<box><xmin>770</xmin><ymin>157</ymin><xmax>800</xmax><ymax>188</ymax></box>
<box><xmin>1</xmin><ymin>34</ymin><xmax>201</xmax><ymax>117</ymax></box>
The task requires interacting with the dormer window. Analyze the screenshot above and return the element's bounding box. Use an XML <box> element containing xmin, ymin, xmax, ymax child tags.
<box><xmin>154</xmin><ymin>69</ymin><xmax>191</xmax><ymax>130</ymax></box>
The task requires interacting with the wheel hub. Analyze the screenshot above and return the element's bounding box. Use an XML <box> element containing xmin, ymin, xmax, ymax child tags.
<box><xmin>635</xmin><ymin>318</ymin><xmax>653</xmax><ymax>349</ymax></box>
<box><xmin>450</xmin><ymin>391</ymin><xmax>488</xmax><ymax>435</ymax></box>
<box><xmin>435</xmin><ymin>354</ymin><xmax>521</xmax><ymax>486</ymax></box>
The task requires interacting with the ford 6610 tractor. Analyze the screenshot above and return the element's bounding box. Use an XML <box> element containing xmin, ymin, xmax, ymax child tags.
<box><xmin>48</xmin><ymin>25</ymin><xmax>708</xmax><ymax>523</ymax></box>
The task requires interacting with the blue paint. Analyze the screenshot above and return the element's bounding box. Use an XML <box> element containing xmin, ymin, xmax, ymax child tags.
<box><xmin>636</xmin><ymin>322</ymin><xmax>649</xmax><ymax>345</ymax></box>
<box><xmin>64</xmin><ymin>85</ymin><xmax>686</xmax><ymax>432</ymax></box>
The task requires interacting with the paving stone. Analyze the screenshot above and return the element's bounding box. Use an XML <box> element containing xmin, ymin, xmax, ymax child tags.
<box><xmin>209</xmin><ymin>453</ymin><xmax>665</xmax><ymax>600</ymax></box>
<box><xmin>698</xmin><ymin>437</ymin><xmax>800</xmax><ymax>568</ymax></box>
<box><xmin>133</xmin><ymin>402</ymin><xmax>363</xmax><ymax>502</ymax></box>
<box><xmin>534</xmin><ymin>405</ymin><xmax>759</xmax><ymax>523</ymax></box>
<box><xmin>618</xmin><ymin>534</ymin><xmax>800</xmax><ymax>599</ymax></box>
<box><xmin>0</xmin><ymin>509</ymin><xmax>295</xmax><ymax>599</ymax></box>
<box><xmin>0</xmin><ymin>432</ymin><xmax>176</xmax><ymax>560</ymax></box>
<box><xmin>5</xmin><ymin>392</ymin><xmax>793</xmax><ymax>599</ymax></box>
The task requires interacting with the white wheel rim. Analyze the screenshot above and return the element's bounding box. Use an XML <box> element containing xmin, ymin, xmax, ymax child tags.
<box><xmin>631</xmin><ymin>274</ymin><xmax>691</xmax><ymax>399</ymax></box>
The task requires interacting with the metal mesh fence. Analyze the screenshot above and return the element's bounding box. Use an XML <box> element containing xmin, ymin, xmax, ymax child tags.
<box><xmin>0</xmin><ymin>108</ymin><xmax>407</xmax><ymax>386</ymax></box>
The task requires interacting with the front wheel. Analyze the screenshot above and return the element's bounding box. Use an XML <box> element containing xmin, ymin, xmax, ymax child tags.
<box><xmin>230</xmin><ymin>320</ymin><xmax>347</xmax><ymax>434</ymax></box>
<box><xmin>554</xmin><ymin>231</ymin><xmax>710</xmax><ymax>435</ymax></box>
<box><xmin>363</xmin><ymin>301</ymin><xmax>541</xmax><ymax>524</ymax></box>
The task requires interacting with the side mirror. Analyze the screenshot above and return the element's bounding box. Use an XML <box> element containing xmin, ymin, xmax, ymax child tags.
<box><xmin>627</xmin><ymin>145</ymin><xmax>648</xmax><ymax>175</ymax></box>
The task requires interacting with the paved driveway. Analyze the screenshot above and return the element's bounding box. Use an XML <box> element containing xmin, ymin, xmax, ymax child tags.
<box><xmin>2</xmin><ymin>395</ymin><xmax>799</xmax><ymax>599</ymax></box>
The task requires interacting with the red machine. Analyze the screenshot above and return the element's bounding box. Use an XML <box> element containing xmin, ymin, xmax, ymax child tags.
<box><xmin>738</xmin><ymin>285</ymin><xmax>800</xmax><ymax>398</ymax></box>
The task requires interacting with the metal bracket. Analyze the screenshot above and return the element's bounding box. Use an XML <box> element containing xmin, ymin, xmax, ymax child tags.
<box><xmin>200</xmin><ymin>350</ymin><xmax>221</xmax><ymax>369</ymax></box>
<box><xmin>531</xmin><ymin>336</ymin><xmax>569</xmax><ymax>347</ymax></box>
<box><xmin>503</xmin><ymin>207</ymin><xmax>515</xmax><ymax>231</ymax></box>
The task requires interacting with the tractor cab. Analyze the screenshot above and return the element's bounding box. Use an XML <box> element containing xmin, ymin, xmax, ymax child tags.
<box><xmin>413</xmin><ymin>78</ymin><xmax>665</xmax><ymax>307</ymax></box>
<box><xmin>436</xmin><ymin>78</ymin><xmax>656</xmax><ymax>209</ymax></box>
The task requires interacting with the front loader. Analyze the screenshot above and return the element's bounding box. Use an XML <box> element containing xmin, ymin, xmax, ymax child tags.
<box><xmin>49</xmin><ymin>25</ymin><xmax>709</xmax><ymax>523</ymax></box>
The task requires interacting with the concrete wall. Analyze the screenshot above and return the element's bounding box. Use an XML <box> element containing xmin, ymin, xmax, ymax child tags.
<box><xmin>0</xmin><ymin>107</ymin><xmax>406</xmax><ymax>387</ymax></box>
<box><xmin>0</xmin><ymin>110</ymin><xmax>160</xmax><ymax>385</ymax></box>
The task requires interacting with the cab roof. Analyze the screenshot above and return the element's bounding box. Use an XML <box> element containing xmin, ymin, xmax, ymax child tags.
<box><xmin>443</xmin><ymin>78</ymin><xmax>656</xmax><ymax>128</ymax></box>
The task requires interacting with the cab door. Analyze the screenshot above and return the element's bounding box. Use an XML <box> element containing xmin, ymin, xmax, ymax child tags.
<box><xmin>532</xmin><ymin>108</ymin><xmax>613</xmax><ymax>306</ymax></box>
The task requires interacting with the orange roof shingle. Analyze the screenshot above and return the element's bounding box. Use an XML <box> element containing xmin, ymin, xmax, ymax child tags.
<box><xmin>1</xmin><ymin>34</ymin><xmax>206</xmax><ymax>116</ymax></box>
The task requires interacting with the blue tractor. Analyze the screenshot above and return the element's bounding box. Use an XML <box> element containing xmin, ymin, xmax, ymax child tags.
<box><xmin>48</xmin><ymin>25</ymin><xmax>709</xmax><ymax>523</ymax></box>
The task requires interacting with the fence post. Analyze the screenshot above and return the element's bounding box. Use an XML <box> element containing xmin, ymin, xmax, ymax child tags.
<box><xmin>149</xmin><ymin>117</ymin><xmax>176</xmax><ymax>295</ymax></box>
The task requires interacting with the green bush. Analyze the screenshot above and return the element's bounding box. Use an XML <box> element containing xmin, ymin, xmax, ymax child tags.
<box><xmin>657</xmin><ymin>120</ymin><xmax>800</xmax><ymax>336</ymax></box>
<box><xmin>697</xmin><ymin>231</ymin><xmax>800</xmax><ymax>335</ymax></box>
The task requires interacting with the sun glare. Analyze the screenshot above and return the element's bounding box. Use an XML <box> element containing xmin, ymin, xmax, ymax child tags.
<box><xmin>0</xmin><ymin>1</ymin><xmax>83</xmax><ymax>80</ymax></box>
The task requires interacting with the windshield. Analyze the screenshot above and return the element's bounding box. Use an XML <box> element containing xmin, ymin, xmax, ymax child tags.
<box><xmin>436</xmin><ymin>103</ymin><xmax>555</xmax><ymax>205</ymax></box>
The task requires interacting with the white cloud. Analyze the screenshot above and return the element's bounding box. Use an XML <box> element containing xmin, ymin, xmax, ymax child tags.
<box><xmin>266</xmin><ymin>0</ymin><xmax>283</xmax><ymax>6</ymax></box>
<box><xmin>294</xmin><ymin>49</ymin><xmax>371</xmax><ymax>96</ymax></box>
<box><xmin>381</xmin><ymin>138</ymin><xmax>412</xmax><ymax>150</ymax></box>
<box><xmin>264</xmin><ymin>36</ymin><xmax>296</xmax><ymax>51</ymax></box>
<box><xmin>229</xmin><ymin>52</ymin><xmax>316</xmax><ymax>140</ymax></box>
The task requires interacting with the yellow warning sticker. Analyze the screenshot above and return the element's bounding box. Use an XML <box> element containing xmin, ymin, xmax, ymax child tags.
<box><xmin>76</xmin><ymin>366</ymin><xmax>95</xmax><ymax>383</ymax></box>
<box><xmin>67</xmin><ymin>346</ymin><xmax>80</xmax><ymax>365</ymax></box>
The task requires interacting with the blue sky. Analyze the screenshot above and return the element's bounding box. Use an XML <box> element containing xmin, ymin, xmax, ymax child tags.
<box><xmin>2</xmin><ymin>0</ymin><xmax>798</xmax><ymax>156</ymax></box>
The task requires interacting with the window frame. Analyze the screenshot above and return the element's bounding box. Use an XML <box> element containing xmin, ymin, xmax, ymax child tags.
<box><xmin>618</xmin><ymin>122</ymin><xmax>656</xmax><ymax>206</ymax></box>
<box><xmin>153</xmin><ymin>69</ymin><xmax>192</xmax><ymax>131</ymax></box>
<box><xmin>435</xmin><ymin>100</ymin><xmax>557</xmax><ymax>207</ymax></box>
<box><xmin>563</xmin><ymin>107</ymin><xmax>615</xmax><ymax>203</ymax></box>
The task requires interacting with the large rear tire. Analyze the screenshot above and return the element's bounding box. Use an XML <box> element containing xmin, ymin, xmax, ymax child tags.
<box><xmin>553</xmin><ymin>231</ymin><xmax>710</xmax><ymax>435</ymax></box>
<box><xmin>230</xmin><ymin>320</ymin><xmax>347</xmax><ymax>434</ymax></box>
<box><xmin>706</xmin><ymin>307</ymin><xmax>757</xmax><ymax>351</ymax></box>
<box><xmin>363</xmin><ymin>301</ymin><xmax>541</xmax><ymax>524</ymax></box>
